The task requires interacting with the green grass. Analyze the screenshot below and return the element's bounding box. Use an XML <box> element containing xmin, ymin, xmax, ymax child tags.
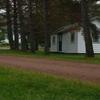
<box><xmin>0</xmin><ymin>65</ymin><xmax>100</xmax><ymax>100</ymax></box>
<box><xmin>0</xmin><ymin>50</ymin><xmax>100</xmax><ymax>64</ymax></box>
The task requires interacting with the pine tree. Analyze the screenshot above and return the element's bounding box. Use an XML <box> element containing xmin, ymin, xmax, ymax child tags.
<box><xmin>81</xmin><ymin>0</ymin><xmax>95</xmax><ymax>57</ymax></box>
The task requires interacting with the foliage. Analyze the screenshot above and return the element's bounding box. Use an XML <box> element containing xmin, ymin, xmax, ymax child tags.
<box><xmin>0</xmin><ymin>0</ymin><xmax>100</xmax><ymax>56</ymax></box>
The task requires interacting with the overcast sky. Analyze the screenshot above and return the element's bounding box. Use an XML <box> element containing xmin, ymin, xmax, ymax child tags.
<box><xmin>97</xmin><ymin>1</ymin><xmax>100</xmax><ymax>4</ymax></box>
<box><xmin>0</xmin><ymin>9</ymin><xmax>6</xmax><ymax>14</ymax></box>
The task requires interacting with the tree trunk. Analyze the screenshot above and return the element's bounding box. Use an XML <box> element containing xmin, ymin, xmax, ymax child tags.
<box><xmin>17</xmin><ymin>0</ymin><xmax>27</xmax><ymax>51</ymax></box>
<box><xmin>28</xmin><ymin>0</ymin><xmax>36</xmax><ymax>53</ymax></box>
<box><xmin>43</xmin><ymin>0</ymin><xmax>50</xmax><ymax>54</ymax></box>
<box><xmin>6</xmin><ymin>0</ymin><xmax>14</xmax><ymax>49</ymax></box>
<box><xmin>81</xmin><ymin>0</ymin><xmax>95</xmax><ymax>57</ymax></box>
<box><xmin>13</xmin><ymin>0</ymin><xmax>19</xmax><ymax>50</ymax></box>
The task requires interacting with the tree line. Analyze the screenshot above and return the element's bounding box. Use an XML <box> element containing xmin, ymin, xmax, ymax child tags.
<box><xmin>0</xmin><ymin>0</ymin><xmax>100</xmax><ymax>57</ymax></box>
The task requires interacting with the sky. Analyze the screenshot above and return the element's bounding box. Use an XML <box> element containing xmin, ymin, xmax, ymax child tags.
<box><xmin>97</xmin><ymin>1</ymin><xmax>100</xmax><ymax>4</ymax></box>
<box><xmin>0</xmin><ymin>9</ymin><xmax>6</xmax><ymax>14</ymax></box>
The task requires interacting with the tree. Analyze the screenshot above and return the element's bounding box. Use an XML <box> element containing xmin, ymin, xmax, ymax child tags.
<box><xmin>28</xmin><ymin>0</ymin><xmax>36</xmax><ymax>52</ymax></box>
<box><xmin>17</xmin><ymin>0</ymin><xmax>28</xmax><ymax>51</ymax></box>
<box><xmin>42</xmin><ymin>0</ymin><xmax>50</xmax><ymax>54</ymax></box>
<box><xmin>1</xmin><ymin>0</ymin><xmax>100</xmax><ymax>54</ymax></box>
<box><xmin>13</xmin><ymin>0</ymin><xmax>19</xmax><ymax>50</ymax></box>
<box><xmin>81</xmin><ymin>0</ymin><xmax>95</xmax><ymax>57</ymax></box>
<box><xmin>6</xmin><ymin>0</ymin><xmax>14</xmax><ymax>49</ymax></box>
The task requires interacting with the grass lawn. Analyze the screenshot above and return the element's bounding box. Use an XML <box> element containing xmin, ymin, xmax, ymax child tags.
<box><xmin>0</xmin><ymin>65</ymin><xmax>100</xmax><ymax>100</ymax></box>
<box><xmin>0</xmin><ymin>50</ymin><xmax>100</xmax><ymax>64</ymax></box>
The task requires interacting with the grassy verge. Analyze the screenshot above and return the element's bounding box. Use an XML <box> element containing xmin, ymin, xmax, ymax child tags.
<box><xmin>0</xmin><ymin>65</ymin><xmax>100</xmax><ymax>100</ymax></box>
<box><xmin>0</xmin><ymin>50</ymin><xmax>100</xmax><ymax>64</ymax></box>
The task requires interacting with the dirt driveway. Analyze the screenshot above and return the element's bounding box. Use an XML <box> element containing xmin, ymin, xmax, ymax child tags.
<box><xmin>0</xmin><ymin>55</ymin><xmax>100</xmax><ymax>83</ymax></box>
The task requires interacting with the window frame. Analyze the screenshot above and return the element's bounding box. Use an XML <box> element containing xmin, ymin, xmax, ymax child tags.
<box><xmin>70</xmin><ymin>32</ymin><xmax>75</xmax><ymax>43</ymax></box>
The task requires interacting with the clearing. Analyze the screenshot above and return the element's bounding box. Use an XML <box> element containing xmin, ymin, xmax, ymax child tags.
<box><xmin>0</xmin><ymin>55</ymin><xmax>100</xmax><ymax>83</ymax></box>
<box><xmin>0</xmin><ymin>66</ymin><xmax>100</xmax><ymax>100</ymax></box>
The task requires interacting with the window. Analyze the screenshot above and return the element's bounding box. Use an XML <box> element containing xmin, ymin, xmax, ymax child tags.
<box><xmin>71</xmin><ymin>32</ymin><xmax>75</xmax><ymax>43</ymax></box>
<box><xmin>93</xmin><ymin>35</ymin><xmax>100</xmax><ymax>43</ymax></box>
<box><xmin>52</xmin><ymin>36</ymin><xmax>56</xmax><ymax>44</ymax></box>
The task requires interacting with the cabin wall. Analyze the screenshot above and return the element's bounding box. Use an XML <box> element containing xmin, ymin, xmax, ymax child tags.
<box><xmin>50</xmin><ymin>33</ymin><xmax>78</xmax><ymax>53</ymax></box>
<box><xmin>50</xmin><ymin>19</ymin><xmax>100</xmax><ymax>53</ymax></box>
<box><xmin>62</xmin><ymin>32</ymin><xmax>78</xmax><ymax>53</ymax></box>
<box><xmin>77</xmin><ymin>31</ymin><xmax>100</xmax><ymax>53</ymax></box>
<box><xmin>50</xmin><ymin>34</ymin><xmax>58</xmax><ymax>52</ymax></box>
<box><xmin>93</xmin><ymin>44</ymin><xmax>100</xmax><ymax>53</ymax></box>
<box><xmin>50</xmin><ymin>26</ymin><xmax>100</xmax><ymax>53</ymax></box>
<box><xmin>77</xmin><ymin>31</ymin><xmax>86</xmax><ymax>53</ymax></box>
<box><xmin>92</xmin><ymin>20</ymin><xmax>100</xmax><ymax>53</ymax></box>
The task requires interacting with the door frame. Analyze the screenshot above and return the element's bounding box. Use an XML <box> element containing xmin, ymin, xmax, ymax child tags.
<box><xmin>57</xmin><ymin>33</ymin><xmax>62</xmax><ymax>52</ymax></box>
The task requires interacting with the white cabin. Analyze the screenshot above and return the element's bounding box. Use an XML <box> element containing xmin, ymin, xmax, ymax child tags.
<box><xmin>50</xmin><ymin>20</ymin><xmax>100</xmax><ymax>53</ymax></box>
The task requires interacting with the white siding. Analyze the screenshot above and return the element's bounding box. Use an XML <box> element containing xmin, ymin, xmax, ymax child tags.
<box><xmin>50</xmin><ymin>20</ymin><xmax>100</xmax><ymax>53</ymax></box>
<box><xmin>62</xmin><ymin>32</ymin><xmax>78</xmax><ymax>53</ymax></box>
<box><xmin>77</xmin><ymin>31</ymin><xmax>100</xmax><ymax>53</ymax></box>
<box><xmin>50</xmin><ymin>35</ymin><xmax>58</xmax><ymax>52</ymax></box>
<box><xmin>92</xmin><ymin>20</ymin><xmax>100</xmax><ymax>53</ymax></box>
<box><xmin>77</xmin><ymin>31</ymin><xmax>86</xmax><ymax>53</ymax></box>
<box><xmin>93</xmin><ymin>44</ymin><xmax>100</xmax><ymax>53</ymax></box>
<box><xmin>51</xmin><ymin>32</ymin><xmax>100</xmax><ymax>53</ymax></box>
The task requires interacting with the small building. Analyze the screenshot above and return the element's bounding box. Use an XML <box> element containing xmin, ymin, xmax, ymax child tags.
<box><xmin>50</xmin><ymin>20</ymin><xmax>100</xmax><ymax>53</ymax></box>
